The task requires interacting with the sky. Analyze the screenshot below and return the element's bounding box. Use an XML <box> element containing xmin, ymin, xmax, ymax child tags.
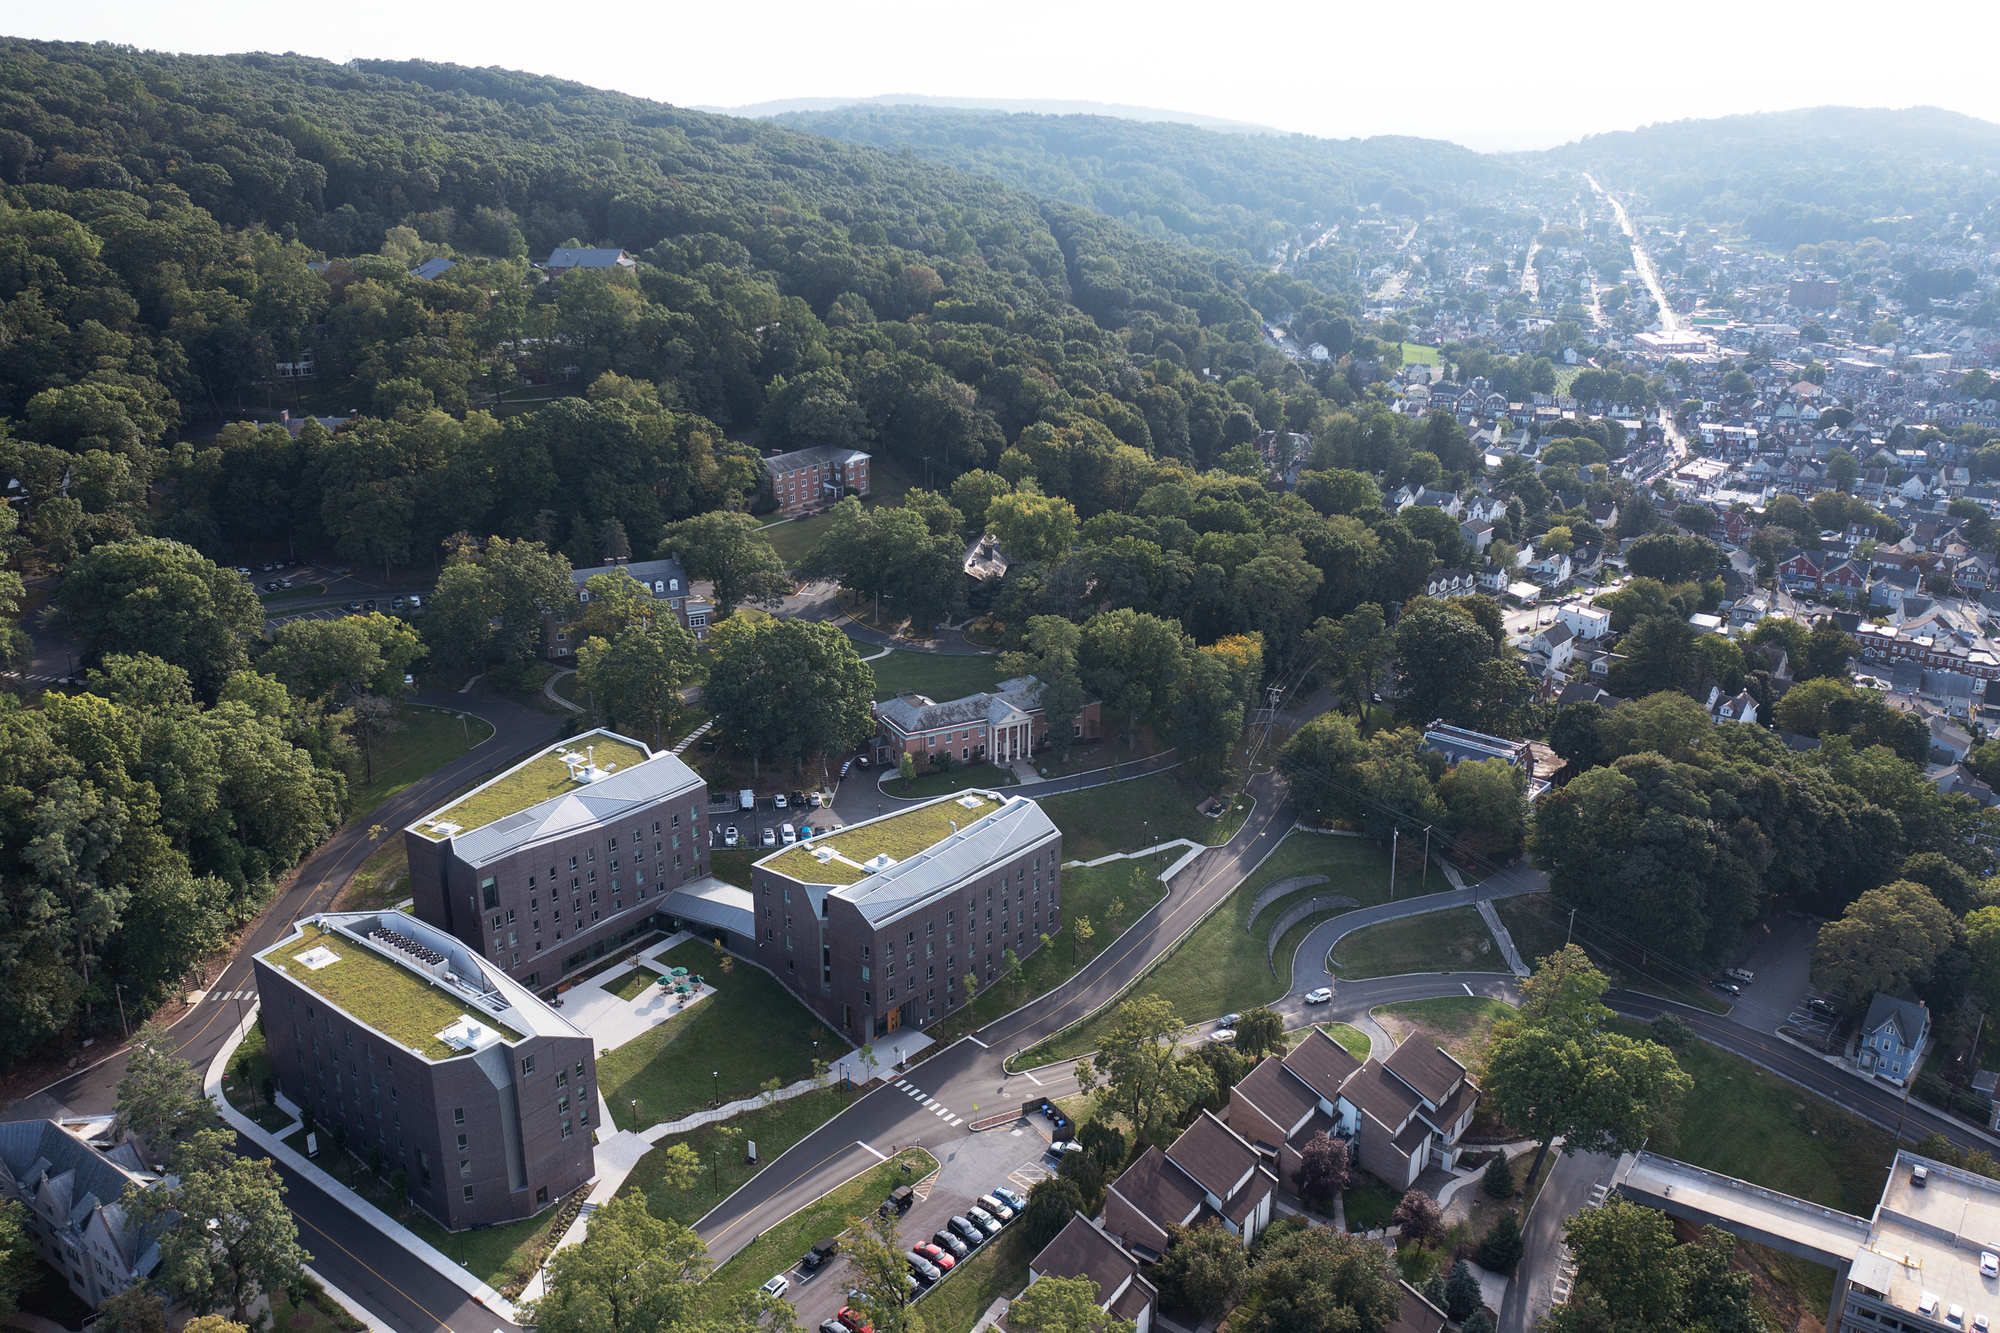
<box><xmin>3</xmin><ymin>0</ymin><xmax>1996</xmax><ymax>152</ymax></box>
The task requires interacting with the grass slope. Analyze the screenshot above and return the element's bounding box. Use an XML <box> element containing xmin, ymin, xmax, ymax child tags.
<box><xmin>345</xmin><ymin>706</ymin><xmax>495</xmax><ymax>822</ymax></box>
<box><xmin>1331</xmin><ymin>906</ymin><xmax>1500</xmax><ymax>979</ymax></box>
<box><xmin>868</xmin><ymin>650</ymin><xmax>1007</xmax><ymax>702</ymax></box>
<box><xmin>1037</xmin><ymin>770</ymin><xmax>1234</xmax><ymax>863</ymax></box>
<box><xmin>1022</xmin><ymin>833</ymin><xmax>1439</xmax><ymax>1066</ymax></box>
<box><xmin>620</xmin><ymin>1084</ymin><xmax>866</xmax><ymax>1230</ymax></box>
<box><xmin>1373</xmin><ymin>997</ymin><xmax>1513</xmax><ymax>1072</ymax></box>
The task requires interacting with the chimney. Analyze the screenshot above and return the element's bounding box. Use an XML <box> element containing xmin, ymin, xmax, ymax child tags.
<box><xmin>280</xmin><ymin>410</ymin><xmax>290</xmax><ymax>423</ymax></box>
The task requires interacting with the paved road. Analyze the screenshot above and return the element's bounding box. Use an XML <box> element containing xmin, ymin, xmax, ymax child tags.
<box><xmin>691</xmin><ymin>765</ymin><xmax>1299</xmax><ymax>1265</ymax></box>
<box><xmin>15</xmin><ymin>688</ymin><xmax>563</xmax><ymax>1333</ymax></box>
<box><xmin>1498</xmin><ymin>1149</ymin><xmax>1617</xmax><ymax>1333</ymax></box>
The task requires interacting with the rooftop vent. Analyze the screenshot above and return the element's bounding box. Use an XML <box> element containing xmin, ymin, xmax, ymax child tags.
<box><xmin>956</xmin><ymin>795</ymin><xmax>984</xmax><ymax>810</ymax></box>
<box><xmin>296</xmin><ymin>945</ymin><xmax>341</xmax><ymax>971</ymax></box>
<box><xmin>863</xmin><ymin>853</ymin><xmax>897</xmax><ymax>873</ymax></box>
<box><xmin>560</xmin><ymin>745</ymin><xmax>616</xmax><ymax>784</ymax></box>
<box><xmin>436</xmin><ymin>1014</ymin><xmax>503</xmax><ymax>1052</ymax></box>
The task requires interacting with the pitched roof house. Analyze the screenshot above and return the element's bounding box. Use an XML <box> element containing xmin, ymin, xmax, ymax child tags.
<box><xmin>1027</xmin><ymin>1213</ymin><xmax>1159</xmax><ymax>1333</ymax></box>
<box><xmin>0</xmin><ymin>1118</ymin><xmax>166</xmax><ymax>1307</ymax></box>
<box><xmin>1101</xmin><ymin>1111</ymin><xmax>1277</xmax><ymax>1259</ymax></box>
<box><xmin>1858</xmin><ymin>994</ymin><xmax>1930</xmax><ymax>1086</ymax></box>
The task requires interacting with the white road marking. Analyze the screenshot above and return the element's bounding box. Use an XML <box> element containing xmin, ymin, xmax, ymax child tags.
<box><xmin>855</xmin><ymin>1141</ymin><xmax>888</xmax><ymax>1161</ymax></box>
<box><xmin>966</xmin><ymin>1036</ymin><xmax>989</xmax><ymax>1049</ymax></box>
<box><xmin>1462</xmin><ymin>983</ymin><xmax>1473</xmax><ymax>996</ymax></box>
<box><xmin>1020</xmin><ymin>1070</ymin><xmax>1043</xmax><ymax>1087</ymax></box>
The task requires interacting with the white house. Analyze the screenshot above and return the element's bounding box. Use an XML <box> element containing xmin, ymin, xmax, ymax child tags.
<box><xmin>1560</xmin><ymin>604</ymin><xmax>1613</xmax><ymax>641</ymax></box>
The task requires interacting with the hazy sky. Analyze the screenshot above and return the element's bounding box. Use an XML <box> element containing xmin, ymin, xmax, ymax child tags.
<box><xmin>5</xmin><ymin>0</ymin><xmax>1994</xmax><ymax>151</ymax></box>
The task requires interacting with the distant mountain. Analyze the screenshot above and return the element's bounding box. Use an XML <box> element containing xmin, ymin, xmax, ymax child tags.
<box><xmin>773</xmin><ymin>103</ymin><xmax>1520</xmax><ymax>268</ymax></box>
<box><xmin>1542</xmin><ymin>106</ymin><xmax>2000</xmax><ymax>248</ymax></box>
<box><xmin>693</xmin><ymin>93</ymin><xmax>1283</xmax><ymax>136</ymax></box>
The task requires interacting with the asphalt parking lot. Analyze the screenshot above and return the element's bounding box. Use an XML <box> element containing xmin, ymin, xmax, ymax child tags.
<box><xmin>1722</xmin><ymin>910</ymin><xmax>1828</xmax><ymax>1036</ymax></box>
<box><xmin>782</xmin><ymin>1116</ymin><xmax>1055</xmax><ymax>1332</ymax></box>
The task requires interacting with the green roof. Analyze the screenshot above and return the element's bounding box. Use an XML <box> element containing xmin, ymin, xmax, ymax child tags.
<box><xmin>413</xmin><ymin>735</ymin><xmax>651</xmax><ymax>841</ymax></box>
<box><xmin>760</xmin><ymin>793</ymin><xmax>1002</xmax><ymax>885</ymax></box>
<box><xmin>268</xmin><ymin>925</ymin><xmax>523</xmax><ymax>1059</ymax></box>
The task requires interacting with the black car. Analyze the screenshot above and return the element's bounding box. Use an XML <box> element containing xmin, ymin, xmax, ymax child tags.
<box><xmin>932</xmin><ymin>1230</ymin><xmax>967</xmax><ymax>1259</ymax></box>
<box><xmin>363</xmin><ymin>599</ymin><xmax>376</xmax><ymax>612</ymax></box>
<box><xmin>949</xmin><ymin>1216</ymin><xmax>983</xmax><ymax>1247</ymax></box>
<box><xmin>1807</xmin><ymin>998</ymin><xmax>1840</xmax><ymax>1018</ymax></box>
<box><xmin>791</xmin><ymin>789</ymin><xmax>806</xmax><ymax>808</ymax></box>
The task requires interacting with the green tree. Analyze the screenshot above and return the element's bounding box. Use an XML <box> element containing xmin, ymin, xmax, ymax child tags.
<box><xmin>0</xmin><ymin>1197</ymin><xmax>32</xmax><ymax>1319</ymax></box>
<box><xmin>1153</xmin><ymin>1220</ymin><xmax>1245</xmax><ymax>1321</ymax></box>
<box><xmin>526</xmin><ymin>1191</ymin><xmax>781</xmax><ymax>1333</ymax></box>
<box><xmin>1437</xmin><ymin>756</ymin><xmax>1528</xmax><ymax>860</ymax></box>
<box><xmin>1279</xmin><ymin>711</ymin><xmax>1369</xmax><ymax>825</ymax></box>
<box><xmin>1080</xmin><ymin>609</ymin><xmax>1192</xmax><ymax>752</ymax></box>
<box><xmin>987</xmin><ymin>486</ymin><xmax>1079</xmax><ymax>564</ymax></box>
<box><xmin>950</xmin><ymin>470</ymin><xmax>1011</xmax><ymax>534</ymax></box>
<box><xmin>54</xmin><ymin>538</ymin><xmax>264</xmax><ymax>700</ymax></box>
<box><xmin>1000</xmin><ymin>616</ymin><xmax>1089</xmax><ymax>761</ymax></box>
<box><xmin>1486</xmin><ymin>949</ymin><xmax>1692</xmax><ymax>1192</ymax></box>
<box><xmin>1444</xmin><ymin>1259</ymin><xmax>1482</xmax><ymax>1320</ymax></box>
<box><xmin>1010</xmin><ymin>1273</ymin><xmax>1137</xmax><ymax>1333</ymax></box>
<box><xmin>1482</xmin><ymin>1152</ymin><xmax>1516</xmax><ymax>1199</ymax></box>
<box><xmin>423</xmin><ymin>559</ymin><xmax>500</xmax><ymax>678</ymax></box>
<box><xmin>262</xmin><ymin>612</ymin><xmax>425</xmax><ymax>706</ymax></box>
<box><xmin>114</xmin><ymin>1019</ymin><xmax>218</xmax><ymax>1156</ymax></box>
<box><xmin>482</xmin><ymin>537</ymin><xmax>576</xmax><ymax>685</ymax></box>
<box><xmin>704</xmin><ymin>617</ymin><xmax>874</xmax><ymax>777</ymax></box>
<box><xmin>846</xmin><ymin>1204</ymin><xmax>919</xmax><ymax>1333</ymax></box>
<box><xmin>1813</xmin><ymin>880</ymin><xmax>1955</xmax><ymax>1016</ymax></box>
<box><xmin>1082</xmin><ymin>995</ymin><xmax>1215</xmax><ymax>1142</ymax></box>
<box><xmin>1392</xmin><ymin>597</ymin><xmax>1527</xmax><ymax>733</ymax></box>
<box><xmin>1476</xmin><ymin>1209</ymin><xmax>1524</xmax><ymax>1275</ymax></box>
<box><xmin>660</xmin><ymin>512</ymin><xmax>792</xmax><ymax>614</ymax></box>
<box><xmin>1232</xmin><ymin>1007</ymin><xmax>1285</xmax><ymax>1059</ymax></box>
<box><xmin>92</xmin><ymin>1285</ymin><xmax>169</xmax><ymax>1333</ymax></box>
<box><xmin>1023</xmin><ymin>1175</ymin><xmax>1085</xmax><ymax>1249</ymax></box>
<box><xmin>124</xmin><ymin>1130</ymin><xmax>309</xmax><ymax>1325</ymax></box>
<box><xmin>575</xmin><ymin>618</ymin><xmax>698</xmax><ymax>748</ymax></box>
<box><xmin>1239</xmin><ymin>1225</ymin><xmax>1399</xmax><ymax>1333</ymax></box>
<box><xmin>1546</xmin><ymin>1200</ymin><xmax>1756</xmax><ymax>1333</ymax></box>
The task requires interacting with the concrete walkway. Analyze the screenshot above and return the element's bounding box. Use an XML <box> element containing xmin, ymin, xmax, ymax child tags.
<box><xmin>1433</xmin><ymin>861</ymin><xmax>1530</xmax><ymax>977</ymax></box>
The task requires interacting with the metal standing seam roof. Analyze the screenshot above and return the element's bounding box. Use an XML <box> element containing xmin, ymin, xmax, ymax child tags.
<box><xmin>658</xmin><ymin>876</ymin><xmax>755</xmax><ymax>940</ymax></box>
<box><xmin>444</xmin><ymin>752</ymin><xmax>704</xmax><ymax>868</ymax></box>
<box><xmin>831</xmin><ymin>797</ymin><xmax>1062</xmax><ymax>926</ymax></box>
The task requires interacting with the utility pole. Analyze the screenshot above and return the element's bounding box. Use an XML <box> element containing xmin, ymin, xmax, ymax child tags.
<box><xmin>114</xmin><ymin>982</ymin><xmax>128</xmax><ymax>1038</ymax></box>
<box><xmin>1421</xmin><ymin>825</ymin><xmax>1433</xmax><ymax>895</ymax></box>
<box><xmin>1390</xmin><ymin>827</ymin><xmax>1398</xmax><ymax>899</ymax></box>
<box><xmin>1566</xmin><ymin>906</ymin><xmax>1577</xmax><ymax>946</ymax></box>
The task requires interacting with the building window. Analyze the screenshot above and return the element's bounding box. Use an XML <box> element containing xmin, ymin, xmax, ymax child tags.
<box><xmin>463</xmin><ymin>1186</ymin><xmax>475</xmax><ymax>1203</ymax></box>
<box><xmin>561</xmin><ymin>1119</ymin><xmax>573</xmax><ymax>1140</ymax></box>
<box><xmin>521</xmin><ymin>1055</ymin><xmax>536</xmax><ymax>1076</ymax></box>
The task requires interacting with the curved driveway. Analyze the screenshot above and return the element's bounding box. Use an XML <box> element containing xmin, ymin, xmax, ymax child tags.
<box><xmin>19</xmin><ymin>688</ymin><xmax>563</xmax><ymax>1333</ymax></box>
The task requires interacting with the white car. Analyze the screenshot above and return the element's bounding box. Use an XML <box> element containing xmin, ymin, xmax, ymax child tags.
<box><xmin>723</xmin><ymin>826</ymin><xmax>740</xmax><ymax>848</ymax></box>
<box><xmin>1984</xmin><ymin>1251</ymin><xmax>1999</xmax><ymax>1278</ymax></box>
<box><xmin>1305</xmin><ymin>987</ymin><xmax>1333</xmax><ymax>1004</ymax></box>
<box><xmin>761</xmin><ymin>1275</ymin><xmax>789</xmax><ymax>1299</ymax></box>
<box><xmin>782</xmin><ymin>823</ymin><xmax>797</xmax><ymax>844</ymax></box>
<box><xmin>1211</xmin><ymin>1028</ymin><xmax>1237</xmax><ymax>1045</ymax></box>
<box><xmin>774</xmin><ymin>793</ymin><xmax>789</xmax><ymax>810</ymax></box>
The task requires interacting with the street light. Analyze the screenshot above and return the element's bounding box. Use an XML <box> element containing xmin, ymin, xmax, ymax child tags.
<box><xmin>713</xmin><ymin>1070</ymin><xmax>720</xmax><ymax>1107</ymax></box>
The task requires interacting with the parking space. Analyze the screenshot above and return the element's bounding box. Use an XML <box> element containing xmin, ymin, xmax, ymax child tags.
<box><xmin>785</xmin><ymin>1125</ymin><xmax>1053</xmax><ymax>1332</ymax></box>
<box><xmin>706</xmin><ymin>789</ymin><xmax>851</xmax><ymax>852</ymax></box>
<box><xmin>1721</xmin><ymin>910</ymin><xmax>1822</xmax><ymax>1034</ymax></box>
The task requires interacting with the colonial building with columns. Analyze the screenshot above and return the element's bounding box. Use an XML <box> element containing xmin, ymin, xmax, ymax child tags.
<box><xmin>872</xmin><ymin>676</ymin><xmax>1101</xmax><ymax>768</ymax></box>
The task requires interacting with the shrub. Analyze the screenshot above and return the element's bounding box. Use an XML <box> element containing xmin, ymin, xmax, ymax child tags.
<box><xmin>1476</xmin><ymin>1210</ymin><xmax>1524</xmax><ymax>1276</ymax></box>
<box><xmin>1482</xmin><ymin>1152</ymin><xmax>1515</xmax><ymax>1198</ymax></box>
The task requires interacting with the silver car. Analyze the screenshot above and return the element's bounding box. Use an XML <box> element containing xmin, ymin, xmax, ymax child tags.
<box><xmin>966</xmin><ymin>1207</ymin><xmax>1002</xmax><ymax>1237</ymax></box>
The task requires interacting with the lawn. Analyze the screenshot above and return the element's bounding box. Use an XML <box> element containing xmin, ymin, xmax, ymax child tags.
<box><xmin>620</xmin><ymin>1084</ymin><xmax>867</xmax><ymax>1229</ymax></box>
<box><xmin>1037</xmin><ymin>770</ymin><xmax>1234</xmax><ymax>863</ymax></box>
<box><xmin>1401</xmin><ymin>343</ymin><xmax>1441</xmax><ymax>366</ymax></box>
<box><xmin>706</xmin><ymin>1148</ymin><xmax>936</xmax><ymax>1307</ymax></box>
<box><xmin>1344</xmin><ymin>1175</ymin><xmax>1401</xmax><ymax>1231</ymax></box>
<box><xmin>709</xmin><ymin>847</ymin><xmax>755</xmax><ymax>889</ymax></box>
<box><xmin>605</xmin><ymin>965</ymin><xmax>665</xmax><ymax>1001</ymax></box>
<box><xmin>763</xmin><ymin>794</ymin><xmax>1001</xmax><ymax>885</ymax></box>
<box><xmin>1321</xmin><ymin>1023</ymin><xmax>1372</xmax><ymax>1059</ymax></box>
<box><xmin>221</xmin><ymin>1022</ymin><xmax>295</xmax><ymax>1133</ymax></box>
<box><xmin>1607</xmin><ymin>1017</ymin><xmax>1895</xmax><ymax>1216</ymax></box>
<box><xmin>867</xmin><ymin>649</ymin><xmax>1007</xmax><ymax>703</ymax></box>
<box><xmin>917</xmin><ymin>860</ymin><xmax>1167</xmax><ymax>1052</ymax></box>
<box><xmin>919</xmin><ymin>1222</ymin><xmax>1035</xmax><ymax>1333</ymax></box>
<box><xmin>761</xmin><ymin>512</ymin><xmax>836</xmax><ymax>569</ymax></box>
<box><xmin>1495</xmin><ymin>895</ymin><xmax>1728</xmax><ymax>1014</ymax></box>
<box><xmin>334</xmin><ymin>834</ymin><xmax>409</xmax><ymax>912</ymax></box>
<box><xmin>1373</xmin><ymin>997</ymin><xmax>1514</xmax><ymax>1074</ymax></box>
<box><xmin>1020</xmin><ymin>834</ymin><xmax>1440</xmax><ymax>1066</ymax></box>
<box><xmin>879</xmin><ymin>764</ymin><xmax>1017</xmax><ymax>799</ymax></box>
<box><xmin>1330</xmin><ymin>906</ymin><xmax>1500</xmax><ymax>979</ymax></box>
<box><xmin>598</xmin><ymin>941</ymin><xmax>832</xmax><ymax>1130</ymax></box>
<box><xmin>345</xmin><ymin>705</ymin><xmax>496</xmax><ymax>822</ymax></box>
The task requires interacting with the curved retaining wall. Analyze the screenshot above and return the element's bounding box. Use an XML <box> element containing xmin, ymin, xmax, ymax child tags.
<box><xmin>1247</xmin><ymin>875</ymin><xmax>1330</xmax><ymax>930</ymax></box>
<box><xmin>1266</xmin><ymin>893</ymin><xmax>1358</xmax><ymax>964</ymax></box>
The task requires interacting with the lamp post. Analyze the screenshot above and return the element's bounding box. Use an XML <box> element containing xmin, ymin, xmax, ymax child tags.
<box><xmin>713</xmin><ymin>1070</ymin><xmax>720</xmax><ymax>1108</ymax></box>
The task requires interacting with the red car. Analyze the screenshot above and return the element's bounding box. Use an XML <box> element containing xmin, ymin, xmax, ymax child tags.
<box><xmin>838</xmin><ymin>1310</ymin><xmax>874</xmax><ymax>1333</ymax></box>
<box><xmin>914</xmin><ymin>1241</ymin><xmax>955</xmax><ymax>1271</ymax></box>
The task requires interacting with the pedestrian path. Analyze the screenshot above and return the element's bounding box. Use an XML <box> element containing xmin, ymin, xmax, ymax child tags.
<box><xmin>671</xmin><ymin>717</ymin><xmax>714</xmax><ymax>754</ymax></box>
<box><xmin>1477</xmin><ymin>899</ymin><xmax>1530</xmax><ymax>977</ymax></box>
<box><xmin>894</xmin><ymin>1078</ymin><xmax>965</xmax><ymax>1128</ymax></box>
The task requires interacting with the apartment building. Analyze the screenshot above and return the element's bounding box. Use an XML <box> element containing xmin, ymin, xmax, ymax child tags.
<box><xmin>749</xmin><ymin>791</ymin><xmax>1061</xmax><ymax>1041</ymax></box>
<box><xmin>404</xmin><ymin>730</ymin><xmax>710</xmax><ymax>989</ymax></box>
<box><xmin>252</xmin><ymin>911</ymin><xmax>595</xmax><ymax>1230</ymax></box>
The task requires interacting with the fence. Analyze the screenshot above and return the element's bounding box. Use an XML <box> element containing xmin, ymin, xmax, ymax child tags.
<box><xmin>1246</xmin><ymin>875</ymin><xmax>1331</xmax><ymax>928</ymax></box>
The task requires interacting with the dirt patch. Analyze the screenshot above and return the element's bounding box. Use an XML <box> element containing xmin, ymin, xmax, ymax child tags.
<box><xmin>1373</xmin><ymin>997</ymin><xmax>1512</xmax><ymax>1077</ymax></box>
<box><xmin>335</xmin><ymin>835</ymin><xmax>409</xmax><ymax>912</ymax></box>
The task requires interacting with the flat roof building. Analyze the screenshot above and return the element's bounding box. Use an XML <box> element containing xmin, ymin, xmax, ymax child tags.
<box><xmin>252</xmin><ymin>911</ymin><xmax>595</xmax><ymax>1231</ymax></box>
<box><xmin>749</xmin><ymin>790</ymin><xmax>1061</xmax><ymax>1042</ymax></box>
<box><xmin>404</xmin><ymin>729</ymin><xmax>710</xmax><ymax>991</ymax></box>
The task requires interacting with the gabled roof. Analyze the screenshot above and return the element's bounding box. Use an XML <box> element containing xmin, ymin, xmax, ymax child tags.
<box><xmin>545</xmin><ymin>247</ymin><xmax>633</xmax><ymax>269</ymax></box>
<box><xmin>1383</xmin><ymin>1039</ymin><xmax>1468</xmax><ymax>1109</ymax></box>
<box><xmin>1029</xmin><ymin>1214</ymin><xmax>1154</xmax><ymax>1314</ymax></box>
<box><xmin>444</xmin><ymin>748</ymin><xmax>702</xmax><ymax>867</ymax></box>
<box><xmin>1337</xmin><ymin>1059</ymin><xmax>1423</xmax><ymax>1135</ymax></box>
<box><xmin>0</xmin><ymin>1119</ymin><xmax>162</xmax><ymax>1274</ymax></box>
<box><xmin>1281</xmin><ymin>1026</ymin><xmax>1364</xmax><ymax>1105</ymax></box>
<box><xmin>1862</xmin><ymin>993</ymin><xmax>1929</xmax><ymax>1047</ymax></box>
<box><xmin>1164</xmin><ymin>1110</ymin><xmax>1261</xmax><ymax>1205</ymax></box>
<box><xmin>1104</xmin><ymin>1146</ymin><xmax>1204</xmax><ymax>1251</ymax></box>
<box><xmin>1231</xmin><ymin>1057</ymin><xmax>1321</xmax><ymax>1140</ymax></box>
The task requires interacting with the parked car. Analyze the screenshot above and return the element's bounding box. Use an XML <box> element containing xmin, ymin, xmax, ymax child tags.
<box><xmin>809</xmin><ymin>791</ymin><xmax>824</xmax><ymax>808</ymax></box>
<box><xmin>393</xmin><ymin>596</ymin><xmax>407</xmax><ymax>610</ymax></box>
<box><xmin>965</xmin><ymin>1208</ymin><xmax>1001</xmax><ymax>1237</ymax></box>
<box><xmin>1218</xmin><ymin>1012</ymin><xmax>1242</xmax><ymax>1027</ymax></box>
<box><xmin>1211</xmin><ymin>1028</ymin><xmax>1237</xmax><ymax>1045</ymax></box>
<box><xmin>407</xmin><ymin>594</ymin><xmax>422</xmax><ymax>610</ymax></box>
<box><xmin>782</xmin><ymin>823</ymin><xmax>797</xmax><ymax>844</ymax></box>
<box><xmin>344</xmin><ymin>602</ymin><xmax>363</xmax><ymax>612</ymax></box>
<box><xmin>802</xmin><ymin>1237</ymin><xmax>839</xmax><ymax>1271</ymax></box>
<box><xmin>914</xmin><ymin>1242</ymin><xmax>954</xmax><ymax>1271</ymax></box>
<box><xmin>761</xmin><ymin>1275</ymin><xmax>789</xmax><ymax>1299</ymax></box>
<box><xmin>821</xmin><ymin>1321</ymin><xmax>848</xmax><ymax>1333</ymax></box>
<box><xmin>992</xmin><ymin>1186</ymin><xmax>1026</xmax><ymax>1212</ymax></box>
<box><xmin>1725</xmin><ymin>968</ymin><xmax>1755</xmax><ymax>984</ymax></box>
<box><xmin>774</xmin><ymin>793</ymin><xmax>788</xmax><ymax>810</ymax></box>
<box><xmin>1807</xmin><ymin>998</ymin><xmax>1840</xmax><ymax>1018</ymax></box>
<box><xmin>723</xmin><ymin>826</ymin><xmax>740</xmax><ymax>847</ymax></box>
<box><xmin>1711</xmin><ymin>980</ymin><xmax>1741</xmax><ymax>997</ymax></box>
<box><xmin>932</xmin><ymin>1230</ymin><xmax>968</xmax><ymax>1259</ymax></box>
<box><xmin>856</xmin><ymin>754</ymin><xmax>871</xmax><ymax>768</ymax></box>
<box><xmin>1305</xmin><ymin>987</ymin><xmax>1333</xmax><ymax>1004</ymax></box>
<box><xmin>837</xmin><ymin>1308</ymin><xmax>873</xmax><ymax>1333</ymax></box>
<box><xmin>906</xmin><ymin>1252</ymin><xmax>940</xmax><ymax>1285</ymax></box>
<box><xmin>791</xmin><ymin>789</ymin><xmax>806</xmax><ymax>808</ymax></box>
<box><xmin>1048</xmin><ymin>1140</ymin><xmax>1085</xmax><ymax>1158</ymax></box>
<box><xmin>762</xmin><ymin>827</ymin><xmax>777</xmax><ymax>848</ymax></box>
<box><xmin>976</xmin><ymin>1194</ymin><xmax>1014</xmax><ymax>1222</ymax></box>
<box><xmin>363</xmin><ymin>599</ymin><xmax>376</xmax><ymax>612</ymax></box>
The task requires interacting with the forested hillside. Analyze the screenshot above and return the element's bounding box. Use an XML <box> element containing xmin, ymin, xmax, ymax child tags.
<box><xmin>776</xmin><ymin>104</ymin><xmax>1520</xmax><ymax>273</ymax></box>
<box><xmin>1545</xmin><ymin>105</ymin><xmax>2000</xmax><ymax>247</ymax></box>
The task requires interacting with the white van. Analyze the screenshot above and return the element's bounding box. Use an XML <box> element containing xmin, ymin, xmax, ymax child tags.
<box><xmin>782</xmin><ymin>823</ymin><xmax>797</xmax><ymax>844</ymax></box>
<box><xmin>739</xmin><ymin>789</ymin><xmax>756</xmax><ymax>811</ymax></box>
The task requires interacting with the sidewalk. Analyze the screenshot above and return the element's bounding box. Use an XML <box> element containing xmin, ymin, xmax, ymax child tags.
<box><xmin>204</xmin><ymin>1006</ymin><xmax>522</xmax><ymax>1324</ymax></box>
